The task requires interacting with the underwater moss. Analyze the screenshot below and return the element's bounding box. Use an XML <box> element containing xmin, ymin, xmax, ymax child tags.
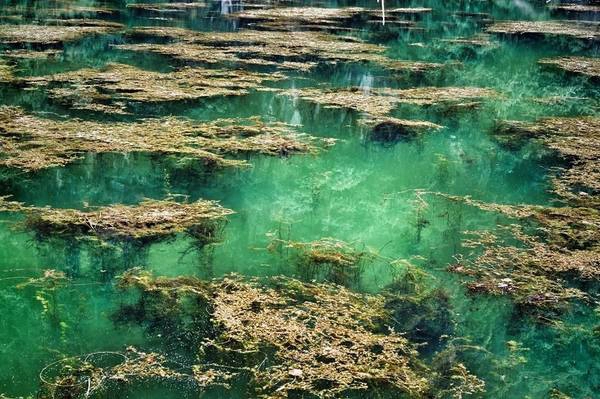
<box><xmin>549</xmin><ymin>3</ymin><xmax>600</xmax><ymax>15</ymax></box>
<box><xmin>487</xmin><ymin>20</ymin><xmax>600</xmax><ymax>42</ymax></box>
<box><xmin>0</xmin><ymin>60</ymin><xmax>14</xmax><ymax>82</ymax></box>
<box><xmin>117</xmin><ymin>270</ymin><xmax>484</xmax><ymax>398</ymax></box>
<box><xmin>538</xmin><ymin>56</ymin><xmax>600</xmax><ymax>79</ymax></box>
<box><xmin>3</xmin><ymin>48</ymin><xmax>63</xmax><ymax>60</ymax></box>
<box><xmin>434</xmin><ymin>194</ymin><xmax>599</xmax><ymax>315</ymax></box>
<box><xmin>26</xmin><ymin>63</ymin><xmax>284</xmax><ymax>114</ymax></box>
<box><xmin>126</xmin><ymin>2</ymin><xmax>206</xmax><ymax>12</ymax></box>
<box><xmin>359</xmin><ymin>116</ymin><xmax>443</xmax><ymax>142</ymax></box>
<box><xmin>230</xmin><ymin>6</ymin><xmax>366</xmax><ymax>28</ymax></box>
<box><xmin>494</xmin><ymin>117</ymin><xmax>600</xmax><ymax>203</ymax></box>
<box><xmin>119</xmin><ymin>27</ymin><xmax>442</xmax><ymax>74</ymax></box>
<box><xmin>284</xmin><ymin>86</ymin><xmax>496</xmax><ymax>121</ymax></box>
<box><xmin>0</xmin><ymin>22</ymin><xmax>122</xmax><ymax>45</ymax></box>
<box><xmin>0</xmin><ymin>107</ymin><xmax>319</xmax><ymax>171</ymax></box>
<box><xmin>0</xmin><ymin>197</ymin><xmax>233</xmax><ymax>244</ymax></box>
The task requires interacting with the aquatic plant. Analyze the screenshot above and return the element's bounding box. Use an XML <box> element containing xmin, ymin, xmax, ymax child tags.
<box><xmin>0</xmin><ymin>107</ymin><xmax>318</xmax><ymax>171</ymax></box>
<box><xmin>126</xmin><ymin>2</ymin><xmax>206</xmax><ymax>13</ymax></box>
<box><xmin>0</xmin><ymin>60</ymin><xmax>13</xmax><ymax>82</ymax></box>
<box><xmin>359</xmin><ymin>116</ymin><xmax>443</xmax><ymax>143</ymax></box>
<box><xmin>493</xmin><ymin>117</ymin><xmax>600</xmax><ymax>205</ymax></box>
<box><xmin>118</xmin><ymin>27</ymin><xmax>442</xmax><ymax>73</ymax></box>
<box><xmin>23</xmin><ymin>63</ymin><xmax>284</xmax><ymax>114</ymax></box>
<box><xmin>538</xmin><ymin>56</ymin><xmax>600</xmax><ymax>79</ymax></box>
<box><xmin>0</xmin><ymin>21</ymin><xmax>122</xmax><ymax>45</ymax></box>
<box><xmin>116</xmin><ymin>270</ymin><xmax>484</xmax><ymax>398</ymax></box>
<box><xmin>0</xmin><ymin>197</ymin><xmax>233</xmax><ymax>245</ymax></box>
<box><xmin>487</xmin><ymin>20</ymin><xmax>600</xmax><ymax>42</ymax></box>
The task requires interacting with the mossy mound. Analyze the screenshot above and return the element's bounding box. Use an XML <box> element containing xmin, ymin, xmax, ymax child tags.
<box><xmin>0</xmin><ymin>107</ymin><xmax>320</xmax><ymax>172</ymax></box>
<box><xmin>0</xmin><ymin>21</ymin><xmax>122</xmax><ymax>45</ymax></box>
<box><xmin>539</xmin><ymin>56</ymin><xmax>600</xmax><ymax>79</ymax></box>
<box><xmin>0</xmin><ymin>197</ymin><xmax>233</xmax><ymax>244</ymax></box>
<box><xmin>118</xmin><ymin>26</ymin><xmax>442</xmax><ymax>74</ymax></box>
<box><xmin>25</xmin><ymin>63</ymin><xmax>283</xmax><ymax>114</ymax></box>
<box><xmin>114</xmin><ymin>270</ymin><xmax>484</xmax><ymax>398</ymax></box>
<box><xmin>487</xmin><ymin>20</ymin><xmax>600</xmax><ymax>42</ymax></box>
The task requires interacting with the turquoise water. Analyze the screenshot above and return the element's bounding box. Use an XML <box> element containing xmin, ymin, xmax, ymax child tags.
<box><xmin>0</xmin><ymin>0</ymin><xmax>599</xmax><ymax>398</ymax></box>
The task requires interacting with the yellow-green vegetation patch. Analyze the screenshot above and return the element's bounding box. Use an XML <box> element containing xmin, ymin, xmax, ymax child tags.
<box><xmin>539</xmin><ymin>56</ymin><xmax>600</xmax><ymax>78</ymax></box>
<box><xmin>288</xmin><ymin>86</ymin><xmax>496</xmax><ymax>114</ymax></box>
<box><xmin>0</xmin><ymin>106</ymin><xmax>320</xmax><ymax>172</ymax></box>
<box><xmin>3</xmin><ymin>48</ymin><xmax>63</xmax><ymax>60</ymax></box>
<box><xmin>0</xmin><ymin>60</ymin><xmax>14</xmax><ymax>82</ymax></box>
<box><xmin>549</xmin><ymin>3</ymin><xmax>600</xmax><ymax>15</ymax></box>
<box><xmin>0</xmin><ymin>197</ymin><xmax>233</xmax><ymax>243</ymax></box>
<box><xmin>441</xmin><ymin>34</ymin><xmax>498</xmax><ymax>48</ymax></box>
<box><xmin>127</xmin><ymin>2</ymin><xmax>206</xmax><ymax>11</ymax></box>
<box><xmin>359</xmin><ymin>116</ymin><xmax>443</xmax><ymax>142</ymax></box>
<box><xmin>0</xmin><ymin>21</ymin><xmax>122</xmax><ymax>45</ymax></box>
<box><xmin>26</xmin><ymin>63</ymin><xmax>283</xmax><ymax>114</ymax></box>
<box><xmin>494</xmin><ymin>117</ymin><xmax>600</xmax><ymax>204</ymax></box>
<box><xmin>114</xmin><ymin>270</ymin><xmax>484</xmax><ymax>398</ymax></box>
<box><xmin>230</xmin><ymin>6</ymin><xmax>366</xmax><ymax>29</ymax></box>
<box><xmin>120</xmin><ymin>27</ymin><xmax>442</xmax><ymax>74</ymax></box>
<box><xmin>487</xmin><ymin>20</ymin><xmax>600</xmax><ymax>42</ymax></box>
<box><xmin>435</xmin><ymin>194</ymin><xmax>599</xmax><ymax>316</ymax></box>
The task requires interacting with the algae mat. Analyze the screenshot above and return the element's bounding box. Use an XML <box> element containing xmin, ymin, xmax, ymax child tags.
<box><xmin>0</xmin><ymin>0</ymin><xmax>599</xmax><ymax>398</ymax></box>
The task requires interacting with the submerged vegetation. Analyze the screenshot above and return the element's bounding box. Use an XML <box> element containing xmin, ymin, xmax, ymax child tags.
<box><xmin>114</xmin><ymin>270</ymin><xmax>485</xmax><ymax>398</ymax></box>
<box><xmin>0</xmin><ymin>106</ymin><xmax>320</xmax><ymax>171</ymax></box>
<box><xmin>0</xmin><ymin>0</ymin><xmax>599</xmax><ymax>398</ymax></box>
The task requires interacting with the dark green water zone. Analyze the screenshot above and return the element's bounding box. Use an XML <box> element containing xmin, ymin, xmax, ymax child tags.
<box><xmin>0</xmin><ymin>0</ymin><xmax>599</xmax><ymax>398</ymax></box>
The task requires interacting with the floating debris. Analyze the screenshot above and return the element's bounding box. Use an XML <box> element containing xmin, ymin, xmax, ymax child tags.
<box><xmin>0</xmin><ymin>106</ymin><xmax>319</xmax><ymax>171</ymax></box>
<box><xmin>0</xmin><ymin>197</ymin><xmax>233</xmax><ymax>244</ymax></box>
<box><xmin>117</xmin><ymin>270</ymin><xmax>484</xmax><ymax>398</ymax></box>
<box><xmin>539</xmin><ymin>56</ymin><xmax>600</xmax><ymax>78</ymax></box>
<box><xmin>494</xmin><ymin>117</ymin><xmax>600</xmax><ymax>204</ymax></box>
<box><xmin>26</xmin><ymin>63</ymin><xmax>283</xmax><ymax>114</ymax></box>
<box><xmin>119</xmin><ymin>27</ymin><xmax>442</xmax><ymax>73</ymax></box>
<box><xmin>0</xmin><ymin>22</ymin><xmax>122</xmax><ymax>45</ymax></box>
<box><xmin>487</xmin><ymin>20</ymin><xmax>600</xmax><ymax>42</ymax></box>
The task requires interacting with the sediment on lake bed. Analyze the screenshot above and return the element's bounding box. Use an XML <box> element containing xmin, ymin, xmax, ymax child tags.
<box><xmin>24</xmin><ymin>63</ymin><xmax>284</xmax><ymax>114</ymax></box>
<box><xmin>0</xmin><ymin>106</ymin><xmax>320</xmax><ymax>171</ymax></box>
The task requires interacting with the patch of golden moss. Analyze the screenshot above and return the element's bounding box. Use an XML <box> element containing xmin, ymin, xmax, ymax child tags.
<box><xmin>230</xmin><ymin>6</ymin><xmax>366</xmax><ymax>28</ymax></box>
<box><xmin>433</xmin><ymin>194</ymin><xmax>599</xmax><ymax>315</ymax></box>
<box><xmin>549</xmin><ymin>4</ymin><xmax>600</xmax><ymax>15</ymax></box>
<box><xmin>539</xmin><ymin>56</ymin><xmax>600</xmax><ymax>78</ymax></box>
<box><xmin>284</xmin><ymin>86</ymin><xmax>496</xmax><ymax>119</ymax></box>
<box><xmin>26</xmin><ymin>63</ymin><xmax>283</xmax><ymax>114</ymax></box>
<box><xmin>0</xmin><ymin>107</ymin><xmax>318</xmax><ymax>171</ymax></box>
<box><xmin>0</xmin><ymin>197</ymin><xmax>233</xmax><ymax>243</ymax></box>
<box><xmin>359</xmin><ymin>116</ymin><xmax>443</xmax><ymax>142</ymax></box>
<box><xmin>487</xmin><ymin>20</ymin><xmax>600</xmax><ymax>42</ymax></box>
<box><xmin>3</xmin><ymin>48</ymin><xmax>63</xmax><ymax>60</ymax></box>
<box><xmin>0</xmin><ymin>60</ymin><xmax>14</xmax><ymax>82</ymax></box>
<box><xmin>120</xmin><ymin>27</ymin><xmax>442</xmax><ymax>73</ymax></box>
<box><xmin>117</xmin><ymin>270</ymin><xmax>484</xmax><ymax>398</ymax></box>
<box><xmin>494</xmin><ymin>117</ymin><xmax>600</xmax><ymax>203</ymax></box>
<box><xmin>0</xmin><ymin>22</ymin><xmax>122</xmax><ymax>45</ymax></box>
<box><xmin>126</xmin><ymin>2</ymin><xmax>207</xmax><ymax>13</ymax></box>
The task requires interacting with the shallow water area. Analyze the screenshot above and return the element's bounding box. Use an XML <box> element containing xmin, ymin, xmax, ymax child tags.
<box><xmin>0</xmin><ymin>0</ymin><xmax>599</xmax><ymax>398</ymax></box>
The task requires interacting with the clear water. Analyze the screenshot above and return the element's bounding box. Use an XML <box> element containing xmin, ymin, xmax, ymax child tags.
<box><xmin>0</xmin><ymin>0</ymin><xmax>599</xmax><ymax>398</ymax></box>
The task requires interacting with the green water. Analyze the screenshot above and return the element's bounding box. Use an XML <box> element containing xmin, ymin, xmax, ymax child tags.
<box><xmin>0</xmin><ymin>0</ymin><xmax>599</xmax><ymax>398</ymax></box>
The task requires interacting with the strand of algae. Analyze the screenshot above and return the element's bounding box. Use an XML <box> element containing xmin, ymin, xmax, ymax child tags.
<box><xmin>24</xmin><ymin>63</ymin><xmax>284</xmax><ymax>114</ymax></box>
<box><xmin>113</xmin><ymin>270</ymin><xmax>484</xmax><ymax>398</ymax></box>
<box><xmin>0</xmin><ymin>106</ymin><xmax>320</xmax><ymax>172</ymax></box>
<box><xmin>0</xmin><ymin>197</ymin><xmax>233</xmax><ymax>244</ymax></box>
